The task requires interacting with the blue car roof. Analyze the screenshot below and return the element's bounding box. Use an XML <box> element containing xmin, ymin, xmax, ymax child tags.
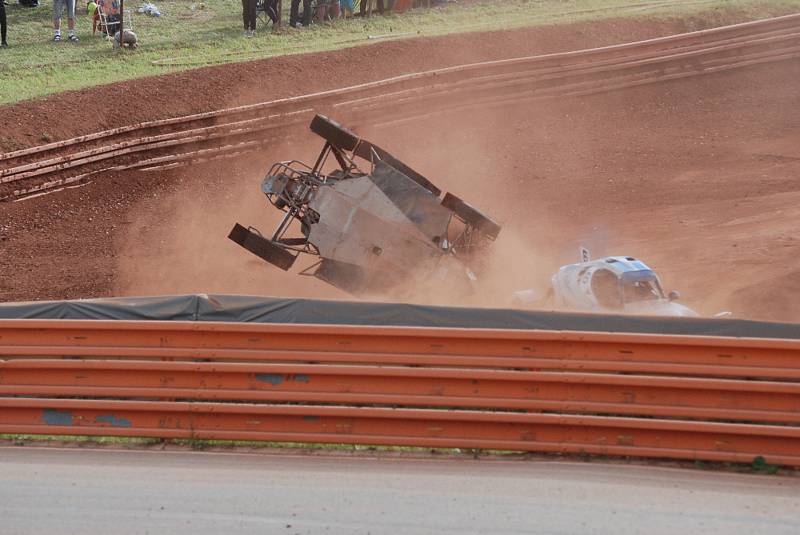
<box><xmin>593</xmin><ymin>256</ymin><xmax>655</xmax><ymax>277</ymax></box>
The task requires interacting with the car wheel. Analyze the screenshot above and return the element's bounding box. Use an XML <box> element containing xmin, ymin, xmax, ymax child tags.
<box><xmin>441</xmin><ymin>192</ymin><xmax>502</xmax><ymax>239</ymax></box>
<box><xmin>310</xmin><ymin>114</ymin><xmax>360</xmax><ymax>151</ymax></box>
<box><xmin>228</xmin><ymin>223</ymin><xmax>297</xmax><ymax>271</ymax></box>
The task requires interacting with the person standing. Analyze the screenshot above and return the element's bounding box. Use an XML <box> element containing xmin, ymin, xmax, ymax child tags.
<box><xmin>339</xmin><ymin>0</ymin><xmax>353</xmax><ymax>18</ymax></box>
<box><xmin>264</xmin><ymin>0</ymin><xmax>278</xmax><ymax>24</ymax></box>
<box><xmin>290</xmin><ymin>0</ymin><xmax>311</xmax><ymax>27</ymax></box>
<box><xmin>359</xmin><ymin>0</ymin><xmax>383</xmax><ymax>17</ymax></box>
<box><xmin>53</xmin><ymin>0</ymin><xmax>79</xmax><ymax>42</ymax></box>
<box><xmin>241</xmin><ymin>0</ymin><xmax>256</xmax><ymax>36</ymax></box>
<box><xmin>1</xmin><ymin>0</ymin><xmax>7</xmax><ymax>48</ymax></box>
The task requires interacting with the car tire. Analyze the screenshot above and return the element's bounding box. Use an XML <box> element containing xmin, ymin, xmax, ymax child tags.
<box><xmin>310</xmin><ymin>114</ymin><xmax>360</xmax><ymax>151</ymax></box>
<box><xmin>441</xmin><ymin>193</ymin><xmax>502</xmax><ymax>239</ymax></box>
<box><xmin>228</xmin><ymin>223</ymin><xmax>297</xmax><ymax>271</ymax></box>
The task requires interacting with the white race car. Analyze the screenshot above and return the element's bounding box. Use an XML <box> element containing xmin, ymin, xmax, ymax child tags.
<box><xmin>515</xmin><ymin>252</ymin><xmax>700</xmax><ymax>317</ymax></box>
<box><xmin>550</xmin><ymin>255</ymin><xmax>698</xmax><ymax>316</ymax></box>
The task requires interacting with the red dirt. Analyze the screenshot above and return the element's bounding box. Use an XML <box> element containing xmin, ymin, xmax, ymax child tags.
<box><xmin>1</xmin><ymin>11</ymin><xmax>799</xmax><ymax>323</ymax></box>
<box><xmin>0</xmin><ymin>9</ymin><xmax>789</xmax><ymax>153</ymax></box>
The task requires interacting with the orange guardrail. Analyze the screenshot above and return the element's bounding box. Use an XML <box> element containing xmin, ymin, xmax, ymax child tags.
<box><xmin>0</xmin><ymin>319</ymin><xmax>798</xmax><ymax>466</ymax></box>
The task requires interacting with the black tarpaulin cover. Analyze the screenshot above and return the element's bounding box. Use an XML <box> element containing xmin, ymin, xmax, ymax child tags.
<box><xmin>0</xmin><ymin>294</ymin><xmax>798</xmax><ymax>339</ymax></box>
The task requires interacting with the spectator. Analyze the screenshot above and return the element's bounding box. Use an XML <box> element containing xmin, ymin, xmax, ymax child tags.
<box><xmin>340</xmin><ymin>0</ymin><xmax>354</xmax><ymax>18</ymax></box>
<box><xmin>289</xmin><ymin>0</ymin><xmax>311</xmax><ymax>27</ymax></box>
<box><xmin>264</xmin><ymin>0</ymin><xmax>278</xmax><ymax>25</ymax></box>
<box><xmin>96</xmin><ymin>0</ymin><xmax>121</xmax><ymax>37</ymax></box>
<box><xmin>241</xmin><ymin>0</ymin><xmax>256</xmax><ymax>36</ymax></box>
<box><xmin>329</xmin><ymin>0</ymin><xmax>340</xmax><ymax>19</ymax></box>
<box><xmin>359</xmin><ymin>0</ymin><xmax>383</xmax><ymax>17</ymax></box>
<box><xmin>53</xmin><ymin>0</ymin><xmax>79</xmax><ymax>42</ymax></box>
<box><xmin>113</xmin><ymin>28</ymin><xmax>137</xmax><ymax>48</ymax></box>
<box><xmin>314</xmin><ymin>0</ymin><xmax>331</xmax><ymax>21</ymax></box>
<box><xmin>1</xmin><ymin>0</ymin><xmax>7</xmax><ymax>48</ymax></box>
<box><xmin>86</xmin><ymin>1</ymin><xmax>100</xmax><ymax>35</ymax></box>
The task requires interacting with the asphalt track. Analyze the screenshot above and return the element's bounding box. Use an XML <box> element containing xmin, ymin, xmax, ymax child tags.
<box><xmin>0</xmin><ymin>447</ymin><xmax>798</xmax><ymax>534</ymax></box>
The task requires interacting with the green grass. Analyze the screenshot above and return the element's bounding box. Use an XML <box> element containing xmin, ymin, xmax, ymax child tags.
<box><xmin>0</xmin><ymin>433</ymin><xmax>494</xmax><ymax>455</ymax></box>
<box><xmin>2</xmin><ymin>435</ymin><xmax>790</xmax><ymax>472</ymax></box>
<box><xmin>0</xmin><ymin>0</ymin><xmax>798</xmax><ymax>105</ymax></box>
<box><xmin>0</xmin><ymin>433</ymin><xmax>165</xmax><ymax>446</ymax></box>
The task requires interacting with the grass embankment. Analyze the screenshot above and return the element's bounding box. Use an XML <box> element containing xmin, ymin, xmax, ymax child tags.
<box><xmin>0</xmin><ymin>434</ymin><xmax>473</xmax><ymax>455</ymax></box>
<box><xmin>0</xmin><ymin>0</ymin><xmax>798</xmax><ymax>106</ymax></box>
<box><xmin>0</xmin><ymin>435</ymin><xmax>787</xmax><ymax>472</ymax></box>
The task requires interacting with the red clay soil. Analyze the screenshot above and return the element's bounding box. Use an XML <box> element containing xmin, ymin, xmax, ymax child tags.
<box><xmin>1</xmin><ymin>11</ymin><xmax>799</xmax><ymax>323</ymax></box>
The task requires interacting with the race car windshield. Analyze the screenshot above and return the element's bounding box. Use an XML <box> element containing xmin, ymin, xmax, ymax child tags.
<box><xmin>621</xmin><ymin>271</ymin><xmax>664</xmax><ymax>303</ymax></box>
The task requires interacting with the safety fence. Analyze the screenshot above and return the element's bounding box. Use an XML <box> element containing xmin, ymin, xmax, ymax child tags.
<box><xmin>0</xmin><ymin>319</ymin><xmax>798</xmax><ymax>466</ymax></box>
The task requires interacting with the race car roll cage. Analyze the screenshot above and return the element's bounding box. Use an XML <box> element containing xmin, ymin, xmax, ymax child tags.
<box><xmin>228</xmin><ymin>114</ymin><xmax>502</xmax><ymax>288</ymax></box>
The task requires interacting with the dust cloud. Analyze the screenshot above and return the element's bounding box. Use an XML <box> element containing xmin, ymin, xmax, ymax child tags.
<box><xmin>114</xmin><ymin>103</ymin><xmax>569</xmax><ymax>308</ymax></box>
<box><xmin>115</xmin><ymin>139</ymin><xmax>344</xmax><ymax>301</ymax></box>
<box><xmin>115</xmin><ymin>62</ymin><xmax>800</xmax><ymax>322</ymax></box>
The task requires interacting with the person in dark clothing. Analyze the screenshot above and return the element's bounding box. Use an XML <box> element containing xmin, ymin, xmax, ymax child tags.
<box><xmin>241</xmin><ymin>0</ymin><xmax>257</xmax><ymax>36</ymax></box>
<box><xmin>264</xmin><ymin>0</ymin><xmax>278</xmax><ymax>24</ymax></box>
<box><xmin>0</xmin><ymin>0</ymin><xmax>7</xmax><ymax>48</ymax></box>
<box><xmin>359</xmin><ymin>0</ymin><xmax>383</xmax><ymax>17</ymax></box>
<box><xmin>289</xmin><ymin>0</ymin><xmax>311</xmax><ymax>27</ymax></box>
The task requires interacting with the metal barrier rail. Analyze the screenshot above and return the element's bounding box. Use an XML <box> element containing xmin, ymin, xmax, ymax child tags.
<box><xmin>1</xmin><ymin>320</ymin><xmax>799</xmax><ymax>378</ymax></box>
<box><xmin>2</xmin><ymin>359</ymin><xmax>799</xmax><ymax>423</ymax></box>
<box><xmin>1</xmin><ymin>319</ymin><xmax>799</xmax><ymax>465</ymax></box>
<box><xmin>1</xmin><ymin>398</ymin><xmax>799</xmax><ymax>466</ymax></box>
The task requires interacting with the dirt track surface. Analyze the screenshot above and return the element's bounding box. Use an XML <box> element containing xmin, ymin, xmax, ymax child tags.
<box><xmin>2</xmin><ymin>448</ymin><xmax>798</xmax><ymax>534</ymax></box>
<box><xmin>1</xmin><ymin>13</ymin><xmax>799</xmax><ymax>322</ymax></box>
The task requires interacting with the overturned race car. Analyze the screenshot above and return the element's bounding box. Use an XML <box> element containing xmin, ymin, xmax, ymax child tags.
<box><xmin>229</xmin><ymin>115</ymin><xmax>502</xmax><ymax>298</ymax></box>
